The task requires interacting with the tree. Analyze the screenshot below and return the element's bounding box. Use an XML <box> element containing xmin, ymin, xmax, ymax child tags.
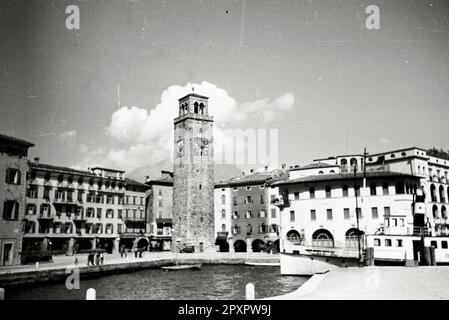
<box><xmin>427</xmin><ymin>148</ymin><xmax>449</xmax><ymax>160</ymax></box>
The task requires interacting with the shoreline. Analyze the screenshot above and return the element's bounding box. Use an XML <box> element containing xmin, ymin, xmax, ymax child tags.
<box><xmin>0</xmin><ymin>252</ymin><xmax>281</xmax><ymax>288</ymax></box>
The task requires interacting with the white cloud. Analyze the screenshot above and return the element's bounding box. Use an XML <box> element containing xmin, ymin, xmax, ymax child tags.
<box><xmin>58</xmin><ymin>130</ymin><xmax>77</xmax><ymax>144</ymax></box>
<box><xmin>75</xmin><ymin>81</ymin><xmax>295</xmax><ymax>172</ymax></box>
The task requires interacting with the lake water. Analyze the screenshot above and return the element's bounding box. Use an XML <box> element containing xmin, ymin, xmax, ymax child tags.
<box><xmin>5</xmin><ymin>264</ymin><xmax>308</xmax><ymax>300</ymax></box>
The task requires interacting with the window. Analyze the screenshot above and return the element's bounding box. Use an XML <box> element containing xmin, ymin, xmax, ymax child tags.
<box><xmin>27</xmin><ymin>186</ymin><xmax>38</xmax><ymax>199</ymax></box>
<box><xmin>233</xmin><ymin>225</ymin><xmax>240</xmax><ymax>235</ymax></box>
<box><xmin>354</xmin><ymin>185</ymin><xmax>360</xmax><ymax>197</ymax></box>
<box><xmin>396</xmin><ymin>239</ymin><xmax>403</xmax><ymax>247</ymax></box>
<box><xmin>221</xmin><ymin>209</ymin><xmax>226</xmax><ymax>218</ymax></box>
<box><xmin>86</xmin><ymin>207</ymin><xmax>94</xmax><ymax>218</ymax></box>
<box><xmin>294</xmin><ymin>192</ymin><xmax>299</xmax><ymax>200</ymax></box>
<box><xmin>221</xmin><ymin>224</ymin><xmax>226</xmax><ymax>232</ymax></box>
<box><xmin>260</xmin><ymin>210</ymin><xmax>266</xmax><ymax>218</ymax></box>
<box><xmin>55</xmin><ymin>189</ymin><xmax>64</xmax><ymax>201</ymax></box>
<box><xmin>325</xmin><ymin>186</ymin><xmax>331</xmax><ymax>198</ymax></box>
<box><xmin>221</xmin><ymin>195</ymin><xmax>226</xmax><ymax>204</ymax></box>
<box><xmin>107</xmin><ymin>195</ymin><xmax>114</xmax><ymax>204</ymax></box>
<box><xmin>95</xmin><ymin>194</ymin><xmax>103</xmax><ymax>204</ymax></box>
<box><xmin>27</xmin><ymin>204</ymin><xmax>36</xmax><ymax>215</ymax></box>
<box><xmin>97</xmin><ymin>208</ymin><xmax>102</xmax><ymax>219</ymax></box>
<box><xmin>270</xmin><ymin>224</ymin><xmax>279</xmax><ymax>234</ymax></box>
<box><xmin>344</xmin><ymin>208</ymin><xmax>350</xmax><ymax>220</ymax></box>
<box><xmin>77</xmin><ymin>190</ymin><xmax>83</xmax><ymax>202</ymax></box>
<box><xmin>271</xmin><ymin>209</ymin><xmax>276</xmax><ymax>218</ymax></box>
<box><xmin>105</xmin><ymin>224</ymin><xmax>113</xmax><ymax>234</ymax></box>
<box><xmin>158</xmin><ymin>199</ymin><xmax>163</xmax><ymax>207</ymax></box>
<box><xmin>118</xmin><ymin>196</ymin><xmax>124</xmax><ymax>205</ymax></box>
<box><xmin>374</xmin><ymin>238</ymin><xmax>381</xmax><ymax>246</ymax></box>
<box><xmin>233</xmin><ymin>211</ymin><xmax>239</xmax><ymax>219</ymax></box>
<box><xmin>246</xmin><ymin>196</ymin><xmax>252</xmax><ymax>204</ymax></box>
<box><xmin>246</xmin><ymin>186</ymin><xmax>251</xmax><ymax>191</ymax></box>
<box><xmin>260</xmin><ymin>195</ymin><xmax>264</xmax><ymax>204</ymax></box>
<box><xmin>318</xmin><ymin>171</ymin><xmax>324</xmax><ymax>175</ymax></box>
<box><xmin>246</xmin><ymin>210</ymin><xmax>252</xmax><ymax>218</ymax></box>
<box><xmin>106</xmin><ymin>209</ymin><xmax>114</xmax><ymax>219</ymax></box>
<box><xmin>310</xmin><ymin>209</ymin><xmax>316</xmax><ymax>221</ymax></box>
<box><xmin>3</xmin><ymin>201</ymin><xmax>19</xmax><ymax>220</ymax></box>
<box><xmin>309</xmin><ymin>187</ymin><xmax>315</xmax><ymax>199</ymax></box>
<box><xmin>342</xmin><ymin>185</ymin><xmax>348</xmax><ymax>197</ymax></box>
<box><xmin>233</xmin><ymin>196</ymin><xmax>237</xmax><ymax>205</ymax></box>
<box><xmin>5</xmin><ymin>168</ymin><xmax>21</xmax><ymax>185</ymax></box>
<box><xmin>43</xmin><ymin>187</ymin><xmax>51</xmax><ymax>201</ymax></box>
<box><xmin>118</xmin><ymin>209</ymin><xmax>123</xmax><ymax>219</ymax></box>
<box><xmin>384</xmin><ymin>207</ymin><xmax>391</xmax><ymax>216</ymax></box>
<box><xmin>382</xmin><ymin>183</ymin><xmax>389</xmax><ymax>195</ymax></box>
<box><xmin>66</xmin><ymin>190</ymin><xmax>73</xmax><ymax>202</ymax></box>
<box><xmin>385</xmin><ymin>239</ymin><xmax>392</xmax><ymax>247</ymax></box>
<box><xmin>431</xmin><ymin>241</ymin><xmax>437</xmax><ymax>248</ymax></box>
<box><xmin>356</xmin><ymin>208</ymin><xmax>362</xmax><ymax>219</ymax></box>
<box><xmin>158</xmin><ymin>189</ymin><xmax>162</xmax><ymax>196</ymax></box>
<box><xmin>370</xmin><ymin>184</ymin><xmax>377</xmax><ymax>196</ymax></box>
<box><xmin>392</xmin><ymin>218</ymin><xmax>398</xmax><ymax>227</ymax></box>
<box><xmin>327</xmin><ymin>209</ymin><xmax>333</xmax><ymax>220</ymax></box>
<box><xmin>140</xmin><ymin>197</ymin><xmax>144</xmax><ymax>205</ymax></box>
<box><xmin>133</xmin><ymin>196</ymin><xmax>137</xmax><ymax>205</ymax></box>
<box><xmin>290</xmin><ymin>211</ymin><xmax>295</xmax><ymax>222</ymax></box>
<box><xmin>442</xmin><ymin>241</ymin><xmax>448</xmax><ymax>249</ymax></box>
<box><xmin>371</xmin><ymin>207</ymin><xmax>378</xmax><ymax>219</ymax></box>
<box><xmin>259</xmin><ymin>223</ymin><xmax>268</xmax><ymax>233</ymax></box>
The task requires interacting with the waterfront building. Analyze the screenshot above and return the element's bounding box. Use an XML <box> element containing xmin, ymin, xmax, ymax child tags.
<box><xmin>214</xmin><ymin>167</ymin><xmax>287</xmax><ymax>253</ymax></box>
<box><xmin>0</xmin><ymin>134</ymin><xmax>34</xmax><ymax>266</ymax></box>
<box><xmin>363</xmin><ymin>147</ymin><xmax>449</xmax><ymax>236</ymax></box>
<box><xmin>274</xmin><ymin>170</ymin><xmax>422</xmax><ymax>253</ymax></box>
<box><xmin>274</xmin><ymin>146</ymin><xmax>449</xmax><ymax>254</ymax></box>
<box><xmin>23</xmin><ymin>162</ymin><xmax>149</xmax><ymax>257</ymax></box>
<box><xmin>121</xmin><ymin>177</ymin><xmax>151</xmax><ymax>250</ymax></box>
<box><xmin>145</xmin><ymin>171</ymin><xmax>174</xmax><ymax>251</ymax></box>
<box><xmin>172</xmin><ymin>93</ymin><xmax>215</xmax><ymax>252</ymax></box>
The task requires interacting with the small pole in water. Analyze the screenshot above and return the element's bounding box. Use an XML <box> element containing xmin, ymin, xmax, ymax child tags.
<box><xmin>245</xmin><ymin>283</ymin><xmax>255</xmax><ymax>300</ymax></box>
<box><xmin>86</xmin><ymin>288</ymin><xmax>96</xmax><ymax>300</ymax></box>
<box><xmin>0</xmin><ymin>288</ymin><xmax>4</xmax><ymax>300</ymax></box>
<box><xmin>35</xmin><ymin>262</ymin><xmax>39</xmax><ymax>269</ymax></box>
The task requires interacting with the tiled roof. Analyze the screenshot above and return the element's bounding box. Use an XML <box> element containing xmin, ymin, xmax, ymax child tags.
<box><xmin>29</xmin><ymin>161</ymin><xmax>96</xmax><ymax>177</ymax></box>
<box><xmin>0</xmin><ymin>133</ymin><xmax>34</xmax><ymax>147</ymax></box>
<box><xmin>290</xmin><ymin>162</ymin><xmax>339</xmax><ymax>171</ymax></box>
<box><xmin>145</xmin><ymin>176</ymin><xmax>174</xmax><ymax>186</ymax></box>
<box><xmin>215</xmin><ymin>170</ymin><xmax>288</xmax><ymax>187</ymax></box>
<box><xmin>272</xmin><ymin>170</ymin><xmax>420</xmax><ymax>186</ymax></box>
<box><xmin>125</xmin><ymin>177</ymin><xmax>150</xmax><ymax>188</ymax></box>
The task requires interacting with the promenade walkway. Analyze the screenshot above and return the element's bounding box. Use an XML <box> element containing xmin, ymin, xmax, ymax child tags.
<box><xmin>267</xmin><ymin>266</ymin><xmax>449</xmax><ymax>300</ymax></box>
<box><xmin>0</xmin><ymin>251</ymin><xmax>279</xmax><ymax>275</ymax></box>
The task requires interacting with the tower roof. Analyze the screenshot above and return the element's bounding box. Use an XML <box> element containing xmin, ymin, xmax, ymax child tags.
<box><xmin>178</xmin><ymin>93</ymin><xmax>209</xmax><ymax>101</ymax></box>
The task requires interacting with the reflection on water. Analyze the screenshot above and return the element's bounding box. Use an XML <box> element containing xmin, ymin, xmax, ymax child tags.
<box><xmin>6</xmin><ymin>265</ymin><xmax>308</xmax><ymax>300</ymax></box>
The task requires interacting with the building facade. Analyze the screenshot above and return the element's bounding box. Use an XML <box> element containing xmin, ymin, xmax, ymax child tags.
<box><xmin>121</xmin><ymin>177</ymin><xmax>150</xmax><ymax>250</ymax></box>
<box><xmin>172</xmin><ymin>93</ymin><xmax>215</xmax><ymax>252</ymax></box>
<box><xmin>214</xmin><ymin>168</ymin><xmax>287</xmax><ymax>253</ymax></box>
<box><xmin>145</xmin><ymin>171</ymin><xmax>174</xmax><ymax>251</ymax></box>
<box><xmin>23</xmin><ymin>163</ymin><xmax>148</xmax><ymax>257</ymax></box>
<box><xmin>274</xmin><ymin>171</ymin><xmax>422</xmax><ymax>253</ymax></box>
<box><xmin>0</xmin><ymin>134</ymin><xmax>34</xmax><ymax>266</ymax></box>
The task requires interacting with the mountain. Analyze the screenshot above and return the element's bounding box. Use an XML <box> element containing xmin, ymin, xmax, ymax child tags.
<box><xmin>126</xmin><ymin>161</ymin><xmax>242</xmax><ymax>183</ymax></box>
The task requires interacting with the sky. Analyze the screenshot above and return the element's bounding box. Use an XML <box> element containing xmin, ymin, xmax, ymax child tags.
<box><xmin>0</xmin><ymin>0</ymin><xmax>448</xmax><ymax>175</ymax></box>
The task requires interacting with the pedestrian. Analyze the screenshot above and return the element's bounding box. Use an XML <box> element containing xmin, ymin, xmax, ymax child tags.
<box><xmin>95</xmin><ymin>252</ymin><xmax>100</xmax><ymax>265</ymax></box>
<box><xmin>139</xmin><ymin>248</ymin><xmax>143</xmax><ymax>258</ymax></box>
<box><xmin>120</xmin><ymin>245</ymin><xmax>124</xmax><ymax>258</ymax></box>
<box><xmin>134</xmin><ymin>247</ymin><xmax>138</xmax><ymax>258</ymax></box>
<box><xmin>74</xmin><ymin>257</ymin><xmax>78</xmax><ymax>266</ymax></box>
<box><xmin>86</xmin><ymin>253</ymin><xmax>91</xmax><ymax>266</ymax></box>
<box><xmin>100</xmin><ymin>251</ymin><xmax>104</xmax><ymax>265</ymax></box>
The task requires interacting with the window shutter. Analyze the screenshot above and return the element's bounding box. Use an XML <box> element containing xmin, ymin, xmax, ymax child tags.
<box><xmin>14</xmin><ymin>201</ymin><xmax>19</xmax><ymax>220</ymax></box>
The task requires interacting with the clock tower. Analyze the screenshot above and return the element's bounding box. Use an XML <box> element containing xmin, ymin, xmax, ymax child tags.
<box><xmin>172</xmin><ymin>93</ymin><xmax>215</xmax><ymax>253</ymax></box>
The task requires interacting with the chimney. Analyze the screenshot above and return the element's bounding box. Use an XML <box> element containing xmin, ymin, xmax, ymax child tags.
<box><xmin>145</xmin><ymin>176</ymin><xmax>150</xmax><ymax>182</ymax></box>
<box><xmin>242</xmin><ymin>171</ymin><xmax>245</xmax><ymax>176</ymax></box>
<box><xmin>34</xmin><ymin>157</ymin><xmax>40</xmax><ymax>163</ymax></box>
<box><xmin>264</xmin><ymin>165</ymin><xmax>268</xmax><ymax>172</ymax></box>
<box><xmin>250</xmin><ymin>169</ymin><xmax>255</xmax><ymax>173</ymax></box>
<box><xmin>281</xmin><ymin>163</ymin><xmax>286</xmax><ymax>169</ymax></box>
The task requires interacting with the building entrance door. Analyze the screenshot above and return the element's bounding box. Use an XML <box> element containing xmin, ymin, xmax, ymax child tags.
<box><xmin>2</xmin><ymin>243</ymin><xmax>13</xmax><ymax>266</ymax></box>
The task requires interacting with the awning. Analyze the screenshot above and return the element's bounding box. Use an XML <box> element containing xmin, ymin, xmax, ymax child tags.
<box><xmin>216</xmin><ymin>232</ymin><xmax>228</xmax><ymax>241</ymax></box>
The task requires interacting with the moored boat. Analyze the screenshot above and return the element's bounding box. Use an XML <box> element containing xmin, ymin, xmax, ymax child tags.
<box><xmin>161</xmin><ymin>264</ymin><xmax>202</xmax><ymax>271</ymax></box>
<box><xmin>245</xmin><ymin>261</ymin><xmax>280</xmax><ymax>267</ymax></box>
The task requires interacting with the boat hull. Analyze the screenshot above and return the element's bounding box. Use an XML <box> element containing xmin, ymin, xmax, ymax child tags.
<box><xmin>280</xmin><ymin>252</ymin><xmax>360</xmax><ymax>276</ymax></box>
<box><xmin>245</xmin><ymin>262</ymin><xmax>280</xmax><ymax>267</ymax></box>
<box><xmin>161</xmin><ymin>264</ymin><xmax>202</xmax><ymax>271</ymax></box>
